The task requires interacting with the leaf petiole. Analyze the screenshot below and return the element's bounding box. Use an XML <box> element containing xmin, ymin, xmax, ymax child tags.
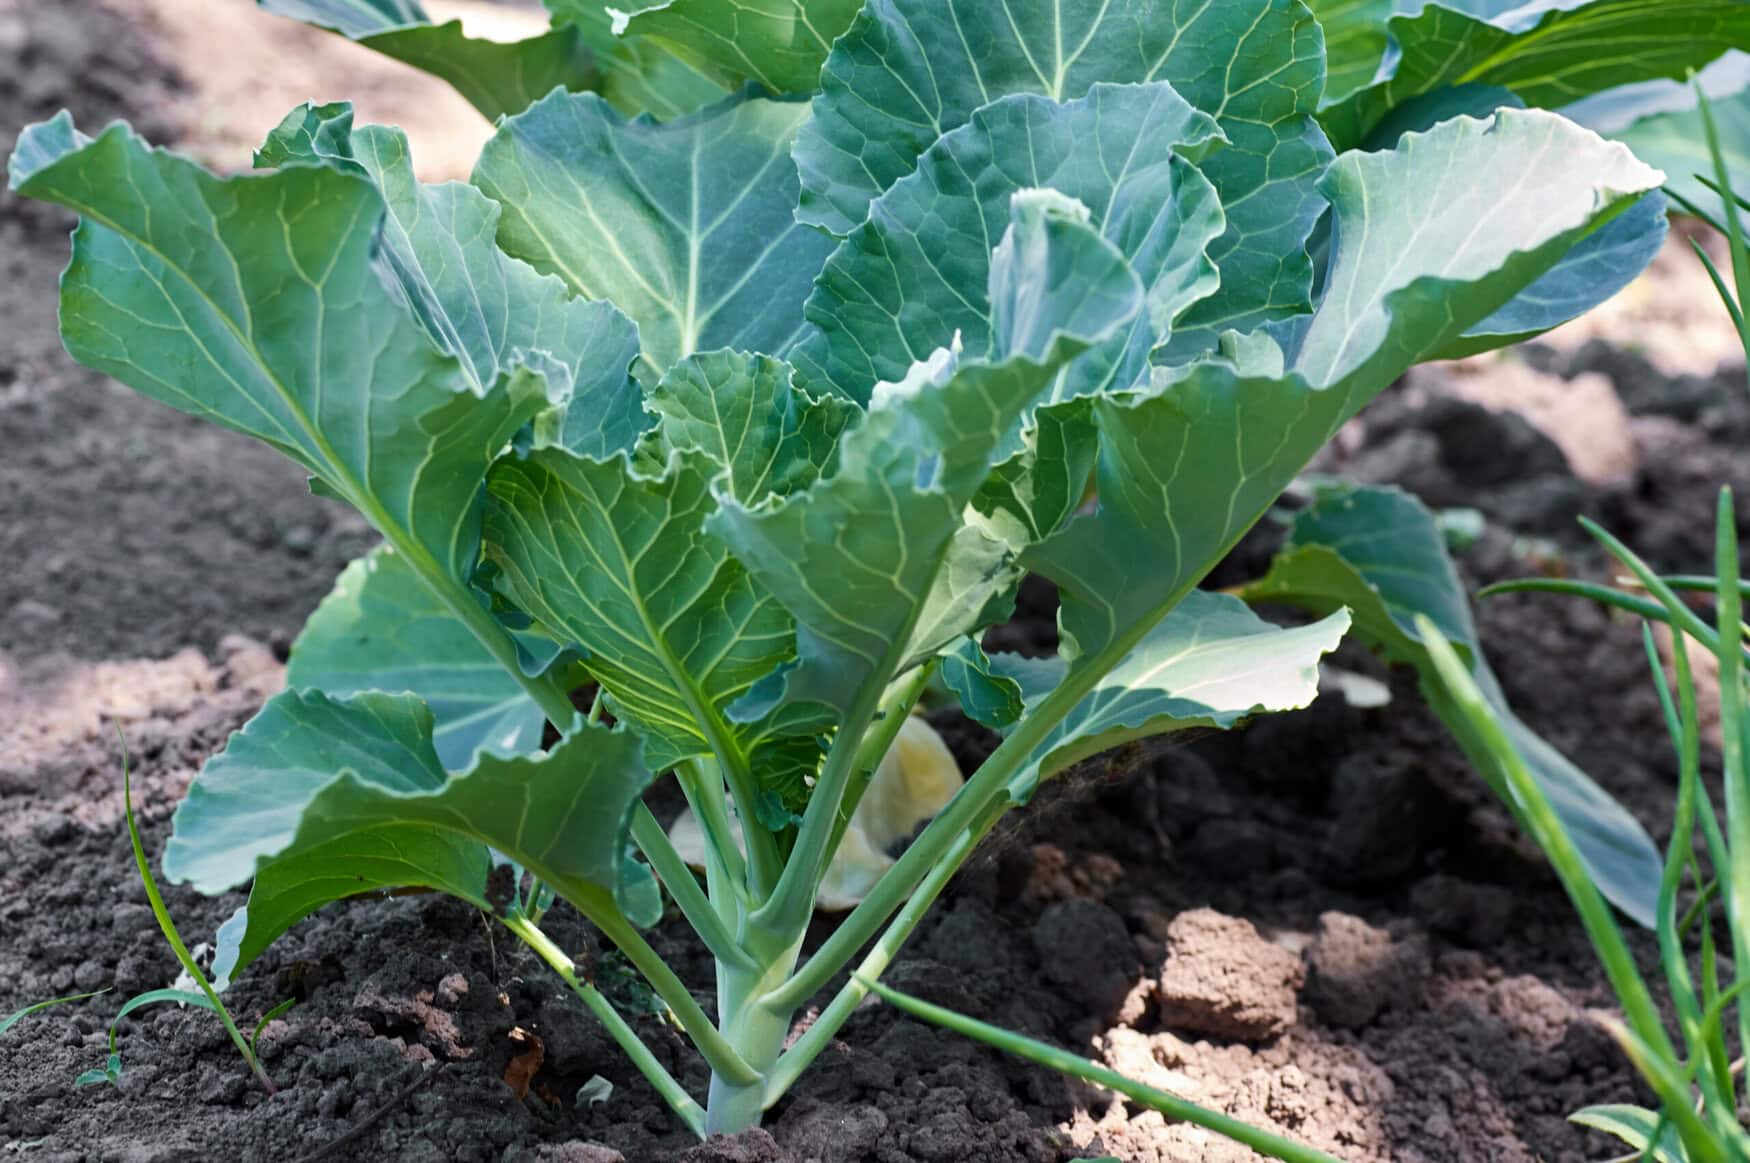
<box><xmin>501</xmin><ymin>912</ymin><xmax>706</xmax><ymax>1137</ymax></box>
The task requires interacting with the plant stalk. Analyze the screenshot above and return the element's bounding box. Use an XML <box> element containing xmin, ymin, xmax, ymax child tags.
<box><xmin>630</xmin><ymin>805</ymin><xmax>756</xmax><ymax>972</ymax></box>
<box><xmin>703</xmin><ymin>942</ymin><xmax>803</xmax><ymax>1135</ymax></box>
<box><xmin>767</xmin><ymin>617</ymin><xmax>1149</xmax><ymax>1014</ymax></box>
<box><xmin>583</xmin><ymin>893</ymin><xmax>762</xmax><ymax>1088</ymax></box>
<box><xmin>503</xmin><ymin>913</ymin><xmax>706</xmax><ymax>1137</ymax></box>
<box><xmin>763</xmin><ymin>797</ymin><xmax>997</xmax><ymax>1100</ymax></box>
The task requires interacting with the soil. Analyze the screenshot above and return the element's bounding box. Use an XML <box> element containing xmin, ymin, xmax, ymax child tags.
<box><xmin>3</xmin><ymin>3</ymin><xmax>1747</xmax><ymax>1160</ymax></box>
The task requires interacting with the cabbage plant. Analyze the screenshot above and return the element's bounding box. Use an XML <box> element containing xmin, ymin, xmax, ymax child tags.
<box><xmin>6</xmin><ymin>0</ymin><xmax>1732</xmax><ymax>1139</ymax></box>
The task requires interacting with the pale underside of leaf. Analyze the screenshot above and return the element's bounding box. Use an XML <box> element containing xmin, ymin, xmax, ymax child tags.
<box><xmin>607</xmin><ymin>0</ymin><xmax>862</xmax><ymax>94</ymax></box>
<box><xmin>257</xmin><ymin>0</ymin><xmax>598</xmax><ymax>122</ymax></box>
<box><xmin>995</xmin><ymin>591</ymin><xmax>1349</xmax><ymax>799</ymax></box>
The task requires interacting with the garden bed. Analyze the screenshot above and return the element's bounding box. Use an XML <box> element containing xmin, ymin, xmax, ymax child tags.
<box><xmin>4</xmin><ymin>3</ymin><xmax>1748</xmax><ymax>1160</ymax></box>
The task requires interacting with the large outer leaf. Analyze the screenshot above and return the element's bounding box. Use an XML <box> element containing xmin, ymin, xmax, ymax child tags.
<box><xmin>606</xmin><ymin>0</ymin><xmax>861</xmax><ymax>94</ymax></box>
<box><xmin>1019</xmin><ymin>110</ymin><xmax>1659</xmax><ymax>669</ymax></box>
<box><xmin>6</xmin><ymin>116</ymin><xmax>544</xmax><ymax>584</ymax></box>
<box><xmin>287</xmin><ymin>546</ymin><xmax>545</xmax><ymax>770</ymax></box>
<box><xmin>257</xmin><ymin>0</ymin><xmax>596</xmax><ymax>122</ymax></box>
<box><xmin>996</xmin><ymin>591</ymin><xmax>1348</xmax><ymax>799</ymax></box>
<box><xmin>164</xmin><ymin>691</ymin><xmax>651</xmax><ymax>976</ymax></box>
<box><xmin>1240</xmin><ymin>482</ymin><xmax>1663</xmax><ymax>927</ymax></box>
<box><xmin>793</xmin><ymin>0</ymin><xmax>1332</xmax><ymax>345</ymax></box>
<box><xmin>474</xmin><ymin>88</ymin><xmax>833</xmax><ymax>377</ymax></box>
<box><xmin>710</xmin><ymin>192</ymin><xmax>1145</xmax><ymax>723</ymax></box>
<box><xmin>788</xmin><ymin>83</ymin><xmax>1225</xmax><ymax>404</ymax></box>
<box><xmin>1321</xmin><ymin>0</ymin><xmax>1750</xmax><ymax>150</ymax></box>
<box><xmin>256</xmin><ymin>102</ymin><xmax>649</xmax><ymax>458</ymax></box>
<box><xmin>1350</xmin><ymin>88</ymin><xmax>1668</xmax><ymax>358</ymax></box>
<box><xmin>1439</xmin><ymin>192</ymin><xmax>1668</xmax><ymax>358</ymax></box>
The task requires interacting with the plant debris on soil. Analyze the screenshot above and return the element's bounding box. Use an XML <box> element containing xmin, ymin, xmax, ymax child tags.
<box><xmin>4</xmin><ymin>3</ymin><xmax>1748</xmax><ymax>1160</ymax></box>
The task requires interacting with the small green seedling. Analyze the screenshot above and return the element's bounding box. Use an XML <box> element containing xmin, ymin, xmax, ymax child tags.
<box><xmin>7</xmin><ymin>0</ymin><xmax>1736</xmax><ymax>1136</ymax></box>
<box><xmin>103</xmin><ymin>731</ymin><xmax>280</xmax><ymax>1094</ymax></box>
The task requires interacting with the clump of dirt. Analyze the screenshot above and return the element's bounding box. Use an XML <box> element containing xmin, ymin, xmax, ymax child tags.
<box><xmin>1154</xmin><ymin>910</ymin><xmax>1303</xmax><ymax>1043</ymax></box>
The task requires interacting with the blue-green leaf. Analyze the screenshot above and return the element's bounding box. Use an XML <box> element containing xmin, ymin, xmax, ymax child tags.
<box><xmin>7</xmin><ymin>115</ymin><xmax>551</xmax><ymax>585</ymax></box>
<box><xmin>168</xmin><ymin>693</ymin><xmax>653</xmax><ymax>978</ymax></box>
<box><xmin>1240</xmin><ymin>483</ymin><xmax>1663</xmax><ymax>927</ymax></box>
<box><xmin>1020</xmin><ymin>110</ymin><xmax>1660</xmax><ymax>670</ymax></box>
<box><xmin>794</xmin><ymin>0</ymin><xmax>1332</xmax><ymax>347</ymax></box>
<box><xmin>940</xmin><ymin>638</ymin><xmax>1025</xmax><ymax>730</ymax></box>
<box><xmin>711</xmin><ymin>192</ymin><xmax>1145</xmax><ymax>723</ymax></box>
<box><xmin>255</xmin><ymin>102</ymin><xmax>649</xmax><ymax>461</ymax></box>
<box><xmin>288</xmin><ymin>546</ymin><xmax>547</xmax><ymax>769</ymax></box>
<box><xmin>474</xmin><ymin>88</ymin><xmax>834</xmax><ymax>377</ymax></box>
<box><xmin>789</xmin><ymin>83</ymin><xmax>1224</xmax><ymax>404</ymax></box>
<box><xmin>1321</xmin><ymin>0</ymin><xmax>1750</xmax><ymax>150</ymax></box>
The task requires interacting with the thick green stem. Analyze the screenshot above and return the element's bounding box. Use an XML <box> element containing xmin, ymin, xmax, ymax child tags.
<box><xmin>819</xmin><ymin>663</ymin><xmax>939</xmax><ymax>883</ymax></box>
<box><xmin>767</xmin><ymin>627</ymin><xmax>1140</xmax><ymax>1013</ymax></box>
<box><xmin>585</xmin><ymin>895</ymin><xmax>762</xmax><ymax>1088</ymax></box>
<box><xmin>765</xmin><ymin>796</ymin><xmax>1001</xmax><ymax>1100</ymax></box>
<box><xmin>704</xmin><ymin>943</ymin><xmax>803</xmax><ymax>1135</ymax></box>
<box><xmin>750</xmin><ymin>679</ymin><xmax>887</xmax><ymax>939</ymax></box>
<box><xmin>679</xmin><ymin>759</ymin><xmax>751</xmax><ymax>904</ymax></box>
<box><xmin>631</xmin><ymin>805</ymin><xmax>756</xmax><ymax>972</ymax></box>
<box><xmin>503</xmin><ymin>913</ymin><xmax>706</xmax><ymax>1138</ymax></box>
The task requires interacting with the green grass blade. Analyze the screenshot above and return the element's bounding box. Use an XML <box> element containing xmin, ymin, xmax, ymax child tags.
<box><xmin>117</xmin><ymin>727</ymin><xmax>277</xmax><ymax>1094</ymax></box>
<box><xmin>0</xmin><ymin>990</ymin><xmax>108</xmax><ymax>1037</ymax></box>
<box><xmin>1695</xmin><ymin>83</ymin><xmax>1750</xmax><ymax>363</ymax></box>
<box><xmin>1479</xmin><ymin>578</ymin><xmax>1683</xmax><ymax>627</ymax></box>
<box><xmin>1688</xmin><ymin>237</ymin><xmax>1748</xmax><ymax>336</ymax></box>
<box><xmin>1482</xmin><ymin>576</ymin><xmax>1749</xmax><ymax>662</ymax></box>
<box><xmin>250</xmin><ymin>998</ymin><xmax>296</xmax><ymax>1058</ymax></box>
<box><xmin>1571</xmin><ymin>1103</ymin><xmax>1681</xmax><ymax>1163</ymax></box>
<box><xmin>1665</xmin><ymin>185</ymin><xmax>1729</xmax><ymax>235</ymax></box>
<box><xmin>856</xmin><ymin>976</ymin><xmax>1345</xmax><ymax>1163</ymax></box>
<box><xmin>1417</xmin><ymin>621</ymin><xmax>1668</xmax><ymax>1044</ymax></box>
<box><xmin>1709</xmin><ymin>490</ymin><xmax>1750</xmax><ymax>1073</ymax></box>
<box><xmin>1643</xmin><ymin>626</ymin><xmax>1720</xmax><ymax>1115</ymax></box>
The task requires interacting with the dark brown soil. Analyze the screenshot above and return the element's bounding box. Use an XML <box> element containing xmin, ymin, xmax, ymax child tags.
<box><xmin>2</xmin><ymin>4</ymin><xmax>1744</xmax><ymax>1160</ymax></box>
